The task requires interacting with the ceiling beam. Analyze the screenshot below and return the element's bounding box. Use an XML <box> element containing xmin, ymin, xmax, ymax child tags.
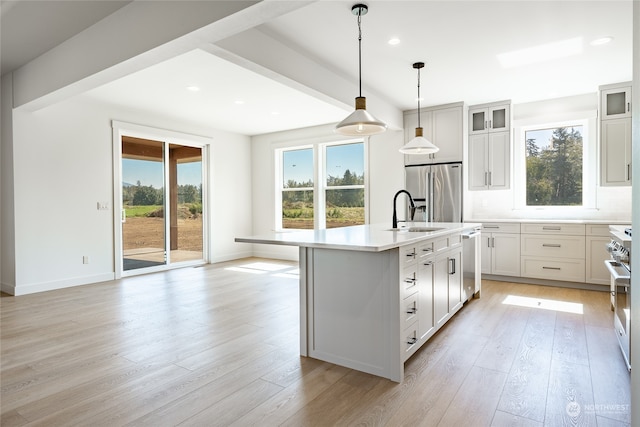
<box><xmin>208</xmin><ymin>27</ymin><xmax>403</xmax><ymax>130</ymax></box>
<box><xmin>11</xmin><ymin>1</ymin><xmax>315</xmax><ymax>112</ymax></box>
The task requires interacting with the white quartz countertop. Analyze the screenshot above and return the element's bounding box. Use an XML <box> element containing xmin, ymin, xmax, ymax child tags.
<box><xmin>235</xmin><ymin>222</ymin><xmax>481</xmax><ymax>252</ymax></box>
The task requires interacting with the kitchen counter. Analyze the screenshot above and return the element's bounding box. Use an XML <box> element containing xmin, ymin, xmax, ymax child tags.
<box><xmin>235</xmin><ymin>221</ymin><xmax>480</xmax><ymax>252</ymax></box>
<box><xmin>235</xmin><ymin>222</ymin><xmax>480</xmax><ymax>382</ymax></box>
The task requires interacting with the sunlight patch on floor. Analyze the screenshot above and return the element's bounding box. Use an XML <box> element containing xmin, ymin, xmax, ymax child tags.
<box><xmin>225</xmin><ymin>261</ymin><xmax>298</xmax><ymax>277</ymax></box>
<box><xmin>502</xmin><ymin>294</ymin><xmax>583</xmax><ymax>314</ymax></box>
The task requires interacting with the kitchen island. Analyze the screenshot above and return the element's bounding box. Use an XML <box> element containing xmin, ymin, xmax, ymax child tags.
<box><xmin>236</xmin><ymin>222</ymin><xmax>481</xmax><ymax>382</ymax></box>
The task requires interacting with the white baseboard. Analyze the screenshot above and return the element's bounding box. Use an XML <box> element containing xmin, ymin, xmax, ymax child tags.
<box><xmin>6</xmin><ymin>273</ymin><xmax>116</xmax><ymax>296</ymax></box>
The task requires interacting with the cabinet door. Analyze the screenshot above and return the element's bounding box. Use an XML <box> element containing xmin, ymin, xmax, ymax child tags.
<box><xmin>433</xmin><ymin>256</ymin><xmax>450</xmax><ymax>327</ymax></box>
<box><xmin>586</xmin><ymin>236</ymin><xmax>611</xmax><ymax>285</ymax></box>
<box><xmin>480</xmin><ymin>234</ymin><xmax>492</xmax><ymax>274</ymax></box>
<box><xmin>488</xmin><ymin>132</ymin><xmax>510</xmax><ymax>190</ymax></box>
<box><xmin>601</xmin><ymin>87</ymin><xmax>631</xmax><ymax>119</ymax></box>
<box><xmin>601</xmin><ymin>118</ymin><xmax>632</xmax><ymax>186</ymax></box>
<box><xmin>469</xmin><ymin>107</ymin><xmax>488</xmax><ymax>135</ymax></box>
<box><xmin>447</xmin><ymin>250</ymin><xmax>462</xmax><ymax>313</ymax></box>
<box><xmin>468</xmin><ymin>133</ymin><xmax>489</xmax><ymax>190</ymax></box>
<box><xmin>492</xmin><ymin>233</ymin><xmax>521</xmax><ymax>276</ymax></box>
<box><xmin>418</xmin><ymin>259</ymin><xmax>435</xmax><ymax>340</ymax></box>
<box><xmin>488</xmin><ymin>105</ymin><xmax>510</xmax><ymax>133</ymax></box>
<box><xmin>431</xmin><ymin>106</ymin><xmax>463</xmax><ymax>163</ymax></box>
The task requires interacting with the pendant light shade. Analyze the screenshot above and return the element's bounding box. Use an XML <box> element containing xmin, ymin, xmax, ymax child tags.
<box><xmin>400</xmin><ymin>62</ymin><xmax>439</xmax><ymax>154</ymax></box>
<box><xmin>335</xmin><ymin>4</ymin><xmax>387</xmax><ymax>136</ymax></box>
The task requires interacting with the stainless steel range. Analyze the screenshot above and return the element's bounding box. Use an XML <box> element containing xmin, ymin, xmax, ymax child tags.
<box><xmin>605</xmin><ymin>225</ymin><xmax>631</xmax><ymax>371</ymax></box>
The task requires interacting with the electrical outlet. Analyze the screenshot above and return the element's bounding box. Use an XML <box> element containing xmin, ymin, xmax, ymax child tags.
<box><xmin>83</xmin><ymin>256</ymin><xmax>89</xmax><ymax>264</ymax></box>
<box><xmin>97</xmin><ymin>202</ymin><xmax>109</xmax><ymax>210</ymax></box>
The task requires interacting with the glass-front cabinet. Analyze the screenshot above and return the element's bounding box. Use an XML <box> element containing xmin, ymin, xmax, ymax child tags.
<box><xmin>601</xmin><ymin>86</ymin><xmax>632</xmax><ymax>120</ymax></box>
<box><xmin>469</xmin><ymin>103</ymin><xmax>510</xmax><ymax>135</ymax></box>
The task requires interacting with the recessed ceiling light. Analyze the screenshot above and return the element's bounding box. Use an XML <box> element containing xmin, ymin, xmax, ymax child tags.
<box><xmin>497</xmin><ymin>37</ymin><xmax>583</xmax><ymax>68</ymax></box>
<box><xmin>271</xmin><ymin>111</ymin><xmax>280</xmax><ymax>115</ymax></box>
<box><xmin>234</xmin><ymin>100</ymin><xmax>245</xmax><ymax>105</ymax></box>
<box><xmin>186</xmin><ymin>85</ymin><xmax>200</xmax><ymax>92</ymax></box>
<box><xmin>388</xmin><ymin>38</ymin><xmax>400</xmax><ymax>46</ymax></box>
<box><xmin>590</xmin><ymin>36</ymin><xmax>613</xmax><ymax>46</ymax></box>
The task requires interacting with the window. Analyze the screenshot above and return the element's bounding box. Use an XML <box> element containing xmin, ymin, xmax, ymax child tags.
<box><xmin>281</xmin><ymin>148</ymin><xmax>314</xmax><ymax>229</ymax></box>
<box><xmin>278</xmin><ymin>141</ymin><xmax>366</xmax><ymax>230</ymax></box>
<box><xmin>525</xmin><ymin>125</ymin><xmax>583</xmax><ymax>206</ymax></box>
<box><xmin>325</xmin><ymin>143</ymin><xmax>365</xmax><ymax>229</ymax></box>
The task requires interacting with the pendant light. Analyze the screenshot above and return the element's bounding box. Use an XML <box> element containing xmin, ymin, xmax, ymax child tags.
<box><xmin>335</xmin><ymin>4</ymin><xmax>387</xmax><ymax>136</ymax></box>
<box><xmin>399</xmin><ymin>62</ymin><xmax>439</xmax><ymax>154</ymax></box>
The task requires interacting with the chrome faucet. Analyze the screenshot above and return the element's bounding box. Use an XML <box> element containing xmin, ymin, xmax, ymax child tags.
<box><xmin>392</xmin><ymin>190</ymin><xmax>416</xmax><ymax>229</ymax></box>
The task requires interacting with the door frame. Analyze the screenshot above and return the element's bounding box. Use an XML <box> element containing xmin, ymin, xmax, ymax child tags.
<box><xmin>111</xmin><ymin>120</ymin><xmax>212</xmax><ymax>279</ymax></box>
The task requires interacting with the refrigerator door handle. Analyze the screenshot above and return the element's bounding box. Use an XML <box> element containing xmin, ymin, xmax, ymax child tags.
<box><xmin>428</xmin><ymin>171</ymin><xmax>434</xmax><ymax>222</ymax></box>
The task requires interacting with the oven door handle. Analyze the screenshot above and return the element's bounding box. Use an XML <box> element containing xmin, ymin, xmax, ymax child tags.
<box><xmin>604</xmin><ymin>260</ymin><xmax>631</xmax><ymax>285</ymax></box>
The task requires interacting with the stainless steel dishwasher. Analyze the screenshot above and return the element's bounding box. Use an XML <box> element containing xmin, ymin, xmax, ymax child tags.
<box><xmin>462</xmin><ymin>226</ymin><xmax>481</xmax><ymax>301</ymax></box>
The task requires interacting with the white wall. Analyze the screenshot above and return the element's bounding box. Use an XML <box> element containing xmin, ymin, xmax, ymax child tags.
<box><xmin>7</xmin><ymin>95</ymin><xmax>252</xmax><ymax>295</ymax></box>
<box><xmin>1</xmin><ymin>73</ymin><xmax>16</xmax><ymax>290</ymax></box>
<box><xmin>248</xmin><ymin>124</ymin><xmax>404</xmax><ymax>261</ymax></box>
<box><xmin>467</xmin><ymin>93</ymin><xmax>632</xmax><ymax>222</ymax></box>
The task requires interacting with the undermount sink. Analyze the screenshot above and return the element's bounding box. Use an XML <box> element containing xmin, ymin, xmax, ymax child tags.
<box><xmin>387</xmin><ymin>227</ymin><xmax>444</xmax><ymax>232</ymax></box>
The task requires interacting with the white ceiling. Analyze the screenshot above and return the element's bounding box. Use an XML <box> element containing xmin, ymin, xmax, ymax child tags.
<box><xmin>1</xmin><ymin>1</ymin><xmax>634</xmax><ymax>136</ymax></box>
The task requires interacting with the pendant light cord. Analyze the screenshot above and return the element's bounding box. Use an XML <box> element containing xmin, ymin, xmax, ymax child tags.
<box><xmin>357</xmin><ymin>10</ymin><xmax>363</xmax><ymax>98</ymax></box>
<box><xmin>417</xmin><ymin>66</ymin><xmax>421</xmax><ymax>128</ymax></box>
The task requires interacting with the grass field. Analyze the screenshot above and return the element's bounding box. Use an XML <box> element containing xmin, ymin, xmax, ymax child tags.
<box><xmin>282</xmin><ymin>206</ymin><xmax>364</xmax><ymax>229</ymax></box>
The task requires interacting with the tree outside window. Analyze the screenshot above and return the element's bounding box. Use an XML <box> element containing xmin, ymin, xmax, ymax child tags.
<box><xmin>525</xmin><ymin>126</ymin><xmax>583</xmax><ymax>206</ymax></box>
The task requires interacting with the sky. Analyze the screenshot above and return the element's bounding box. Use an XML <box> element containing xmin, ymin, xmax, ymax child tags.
<box><xmin>122</xmin><ymin>159</ymin><xmax>202</xmax><ymax>188</ymax></box>
<box><xmin>525</xmin><ymin>125</ymin><xmax>583</xmax><ymax>153</ymax></box>
<box><xmin>282</xmin><ymin>142</ymin><xmax>364</xmax><ymax>184</ymax></box>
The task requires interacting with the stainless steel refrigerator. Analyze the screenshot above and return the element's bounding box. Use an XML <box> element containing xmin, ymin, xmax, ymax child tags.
<box><xmin>405</xmin><ymin>162</ymin><xmax>462</xmax><ymax>223</ymax></box>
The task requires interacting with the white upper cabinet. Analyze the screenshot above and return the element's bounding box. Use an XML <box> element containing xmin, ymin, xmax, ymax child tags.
<box><xmin>404</xmin><ymin>103</ymin><xmax>464</xmax><ymax>166</ymax></box>
<box><xmin>599</xmin><ymin>82</ymin><xmax>632</xmax><ymax>186</ymax></box>
<box><xmin>469</xmin><ymin>103</ymin><xmax>510</xmax><ymax>135</ymax></box>
<box><xmin>601</xmin><ymin>86</ymin><xmax>632</xmax><ymax>119</ymax></box>
<box><xmin>468</xmin><ymin>100</ymin><xmax>511</xmax><ymax>190</ymax></box>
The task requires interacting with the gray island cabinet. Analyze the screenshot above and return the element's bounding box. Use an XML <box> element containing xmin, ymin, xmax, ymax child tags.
<box><xmin>236</xmin><ymin>222</ymin><xmax>480</xmax><ymax>382</ymax></box>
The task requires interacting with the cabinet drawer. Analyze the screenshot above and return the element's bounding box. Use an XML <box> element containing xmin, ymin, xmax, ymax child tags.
<box><xmin>521</xmin><ymin>235</ymin><xmax>585</xmax><ymax>258</ymax></box>
<box><xmin>433</xmin><ymin>237</ymin><xmax>449</xmax><ymax>252</ymax></box>
<box><xmin>401</xmin><ymin>246</ymin><xmax>418</xmax><ymax>265</ymax></box>
<box><xmin>521</xmin><ymin>257</ymin><xmax>586</xmax><ymax>282</ymax></box>
<box><xmin>448</xmin><ymin>234</ymin><xmax>462</xmax><ymax>247</ymax></box>
<box><xmin>521</xmin><ymin>223</ymin><xmax>585</xmax><ymax>235</ymax></box>
<box><xmin>586</xmin><ymin>224</ymin><xmax>611</xmax><ymax>237</ymax></box>
<box><xmin>482</xmin><ymin>223</ymin><xmax>520</xmax><ymax>233</ymax></box>
<box><xmin>418</xmin><ymin>241</ymin><xmax>434</xmax><ymax>258</ymax></box>
<box><xmin>401</xmin><ymin>267</ymin><xmax>418</xmax><ymax>300</ymax></box>
<box><xmin>402</xmin><ymin>323</ymin><xmax>419</xmax><ymax>361</ymax></box>
<box><xmin>402</xmin><ymin>293</ymin><xmax>419</xmax><ymax>328</ymax></box>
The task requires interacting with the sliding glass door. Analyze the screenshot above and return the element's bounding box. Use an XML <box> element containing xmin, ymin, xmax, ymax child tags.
<box><xmin>121</xmin><ymin>136</ymin><xmax>204</xmax><ymax>274</ymax></box>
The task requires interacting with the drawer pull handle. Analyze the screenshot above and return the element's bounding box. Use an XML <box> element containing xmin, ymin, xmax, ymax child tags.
<box><xmin>407</xmin><ymin>337</ymin><xmax>417</xmax><ymax>345</ymax></box>
<box><xmin>423</xmin><ymin>262</ymin><xmax>432</xmax><ymax>266</ymax></box>
<box><xmin>483</xmin><ymin>225</ymin><xmax>500</xmax><ymax>229</ymax></box>
<box><xmin>407</xmin><ymin>253</ymin><xmax>416</xmax><ymax>257</ymax></box>
<box><xmin>404</xmin><ymin>278</ymin><xmax>417</xmax><ymax>284</ymax></box>
<box><xmin>542</xmin><ymin>226</ymin><xmax>561</xmax><ymax>230</ymax></box>
<box><xmin>406</xmin><ymin>308</ymin><xmax>417</xmax><ymax>314</ymax></box>
<box><xmin>542</xmin><ymin>266</ymin><xmax>561</xmax><ymax>270</ymax></box>
<box><xmin>542</xmin><ymin>244</ymin><xmax>561</xmax><ymax>248</ymax></box>
<box><xmin>422</xmin><ymin>248</ymin><xmax>432</xmax><ymax>252</ymax></box>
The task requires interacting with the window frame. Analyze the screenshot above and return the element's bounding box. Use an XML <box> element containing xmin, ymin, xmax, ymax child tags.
<box><xmin>276</xmin><ymin>139</ymin><xmax>368</xmax><ymax>230</ymax></box>
<box><xmin>514</xmin><ymin>116</ymin><xmax>596</xmax><ymax>212</ymax></box>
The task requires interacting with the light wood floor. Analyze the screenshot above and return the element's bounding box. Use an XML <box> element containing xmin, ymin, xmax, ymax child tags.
<box><xmin>1</xmin><ymin>258</ymin><xmax>631</xmax><ymax>426</ymax></box>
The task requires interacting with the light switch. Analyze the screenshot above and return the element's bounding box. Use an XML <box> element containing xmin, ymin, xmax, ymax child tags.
<box><xmin>97</xmin><ymin>202</ymin><xmax>109</xmax><ymax>210</ymax></box>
